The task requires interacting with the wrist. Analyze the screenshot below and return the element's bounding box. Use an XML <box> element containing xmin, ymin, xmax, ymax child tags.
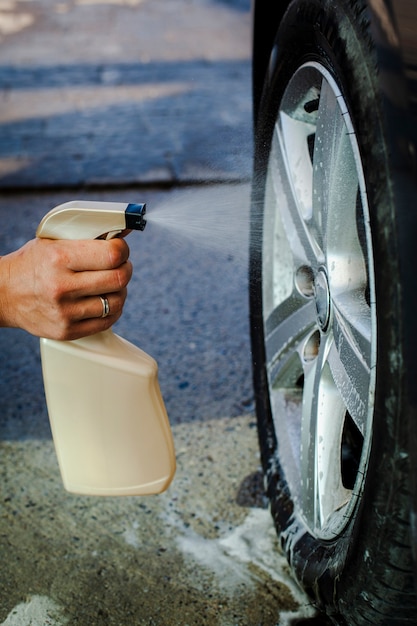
<box><xmin>0</xmin><ymin>254</ymin><xmax>15</xmax><ymax>328</ymax></box>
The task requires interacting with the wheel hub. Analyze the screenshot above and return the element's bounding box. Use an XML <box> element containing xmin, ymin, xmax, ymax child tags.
<box><xmin>314</xmin><ymin>269</ymin><xmax>331</xmax><ymax>331</ymax></box>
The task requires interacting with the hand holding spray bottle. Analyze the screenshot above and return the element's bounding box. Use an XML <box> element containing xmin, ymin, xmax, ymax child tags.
<box><xmin>37</xmin><ymin>200</ymin><xmax>176</xmax><ymax>496</ymax></box>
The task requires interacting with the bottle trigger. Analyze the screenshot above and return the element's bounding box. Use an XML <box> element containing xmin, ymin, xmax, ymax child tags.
<box><xmin>105</xmin><ymin>230</ymin><xmax>123</xmax><ymax>240</ymax></box>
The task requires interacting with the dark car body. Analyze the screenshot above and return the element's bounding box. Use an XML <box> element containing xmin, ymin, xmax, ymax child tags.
<box><xmin>253</xmin><ymin>1</ymin><xmax>417</xmax><ymax>123</ymax></box>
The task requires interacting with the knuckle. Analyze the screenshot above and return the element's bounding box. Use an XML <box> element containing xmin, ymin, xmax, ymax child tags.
<box><xmin>103</xmin><ymin>315</ymin><xmax>116</xmax><ymax>329</ymax></box>
<box><xmin>47</xmin><ymin>282</ymin><xmax>66</xmax><ymax>305</ymax></box>
<box><xmin>116</xmin><ymin>290</ymin><xmax>127</xmax><ymax>311</ymax></box>
<box><xmin>114</xmin><ymin>264</ymin><xmax>132</xmax><ymax>289</ymax></box>
<box><xmin>47</xmin><ymin>241</ymin><xmax>70</xmax><ymax>268</ymax></box>
<box><xmin>47</xmin><ymin>273</ymin><xmax>73</xmax><ymax>305</ymax></box>
<box><xmin>107</xmin><ymin>239</ymin><xmax>129</xmax><ymax>268</ymax></box>
<box><xmin>50</xmin><ymin>301</ymin><xmax>77</xmax><ymax>340</ymax></box>
<box><xmin>53</xmin><ymin>317</ymin><xmax>73</xmax><ymax>341</ymax></box>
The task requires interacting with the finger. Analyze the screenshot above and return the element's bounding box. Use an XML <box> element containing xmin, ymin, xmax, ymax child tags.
<box><xmin>114</xmin><ymin>229</ymin><xmax>132</xmax><ymax>238</ymax></box>
<box><xmin>70</xmin><ymin>290</ymin><xmax>127</xmax><ymax>322</ymax></box>
<box><xmin>62</xmin><ymin>313</ymin><xmax>122</xmax><ymax>341</ymax></box>
<box><xmin>55</xmin><ymin>238</ymin><xmax>130</xmax><ymax>272</ymax></box>
<box><xmin>66</xmin><ymin>260</ymin><xmax>133</xmax><ymax>298</ymax></box>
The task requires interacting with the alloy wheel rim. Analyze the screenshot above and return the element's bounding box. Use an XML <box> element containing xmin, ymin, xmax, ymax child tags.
<box><xmin>261</xmin><ymin>62</ymin><xmax>377</xmax><ymax>539</ymax></box>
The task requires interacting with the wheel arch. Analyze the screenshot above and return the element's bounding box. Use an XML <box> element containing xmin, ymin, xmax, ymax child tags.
<box><xmin>252</xmin><ymin>1</ymin><xmax>291</xmax><ymax>125</ymax></box>
<box><xmin>252</xmin><ymin>1</ymin><xmax>416</xmax><ymax>131</ymax></box>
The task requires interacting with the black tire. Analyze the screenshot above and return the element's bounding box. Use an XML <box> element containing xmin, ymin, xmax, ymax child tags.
<box><xmin>250</xmin><ymin>0</ymin><xmax>417</xmax><ymax>623</ymax></box>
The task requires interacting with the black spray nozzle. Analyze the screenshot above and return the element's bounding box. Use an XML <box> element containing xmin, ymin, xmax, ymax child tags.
<box><xmin>125</xmin><ymin>203</ymin><xmax>147</xmax><ymax>231</ymax></box>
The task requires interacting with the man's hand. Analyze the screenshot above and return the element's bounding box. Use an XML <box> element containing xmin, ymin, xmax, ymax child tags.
<box><xmin>0</xmin><ymin>237</ymin><xmax>133</xmax><ymax>340</ymax></box>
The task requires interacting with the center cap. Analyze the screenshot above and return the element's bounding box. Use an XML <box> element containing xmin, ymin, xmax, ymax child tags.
<box><xmin>314</xmin><ymin>269</ymin><xmax>331</xmax><ymax>331</ymax></box>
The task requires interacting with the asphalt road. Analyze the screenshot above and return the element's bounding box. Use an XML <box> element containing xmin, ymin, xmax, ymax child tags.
<box><xmin>0</xmin><ymin>0</ymin><xmax>252</xmax><ymax>188</ymax></box>
<box><xmin>0</xmin><ymin>1</ymin><xmax>329</xmax><ymax>624</ymax></box>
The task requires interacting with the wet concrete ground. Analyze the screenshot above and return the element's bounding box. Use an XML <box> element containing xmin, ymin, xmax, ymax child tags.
<box><xmin>0</xmin><ymin>1</ymin><xmax>331</xmax><ymax>623</ymax></box>
<box><xmin>1</xmin><ymin>414</ymin><xmax>314</xmax><ymax>625</ymax></box>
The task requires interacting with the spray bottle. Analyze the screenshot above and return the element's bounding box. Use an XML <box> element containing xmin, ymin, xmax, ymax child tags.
<box><xmin>36</xmin><ymin>200</ymin><xmax>176</xmax><ymax>496</ymax></box>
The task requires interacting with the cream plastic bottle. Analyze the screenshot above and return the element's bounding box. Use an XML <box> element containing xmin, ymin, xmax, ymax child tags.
<box><xmin>37</xmin><ymin>201</ymin><xmax>176</xmax><ymax>496</ymax></box>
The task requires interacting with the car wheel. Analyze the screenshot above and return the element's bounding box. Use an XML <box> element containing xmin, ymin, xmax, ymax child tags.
<box><xmin>250</xmin><ymin>0</ymin><xmax>417</xmax><ymax>622</ymax></box>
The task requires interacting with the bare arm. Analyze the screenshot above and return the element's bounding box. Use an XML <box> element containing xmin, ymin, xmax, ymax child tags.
<box><xmin>0</xmin><ymin>237</ymin><xmax>132</xmax><ymax>340</ymax></box>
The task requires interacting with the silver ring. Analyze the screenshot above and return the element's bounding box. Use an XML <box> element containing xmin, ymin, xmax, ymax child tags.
<box><xmin>99</xmin><ymin>296</ymin><xmax>110</xmax><ymax>318</ymax></box>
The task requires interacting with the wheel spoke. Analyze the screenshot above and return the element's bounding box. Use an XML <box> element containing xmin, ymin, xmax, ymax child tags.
<box><xmin>300</xmin><ymin>337</ymin><xmax>351</xmax><ymax>530</ymax></box>
<box><xmin>321</xmin><ymin>85</ymin><xmax>370</xmax><ymax>313</ymax></box>
<box><xmin>328</xmin><ymin>306</ymin><xmax>372</xmax><ymax>436</ymax></box>
<box><xmin>315</xmin><ymin>361</ymin><xmax>351</xmax><ymax>527</ymax></box>
<box><xmin>311</xmin><ymin>77</ymin><xmax>348</xmax><ymax>252</ymax></box>
<box><xmin>264</xmin><ymin>291</ymin><xmax>316</xmax><ymax>386</ymax></box>
<box><xmin>299</xmin><ymin>349</ymin><xmax>321</xmax><ymax>526</ymax></box>
<box><xmin>331</xmin><ymin>290</ymin><xmax>372</xmax><ymax>365</ymax></box>
<box><xmin>273</xmin><ymin>117</ymin><xmax>320</xmax><ymax>267</ymax></box>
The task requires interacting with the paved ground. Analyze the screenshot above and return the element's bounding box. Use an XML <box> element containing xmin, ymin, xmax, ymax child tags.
<box><xmin>0</xmin><ymin>0</ymin><xmax>252</xmax><ymax>188</ymax></box>
<box><xmin>0</xmin><ymin>1</ymin><xmax>330</xmax><ymax>624</ymax></box>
